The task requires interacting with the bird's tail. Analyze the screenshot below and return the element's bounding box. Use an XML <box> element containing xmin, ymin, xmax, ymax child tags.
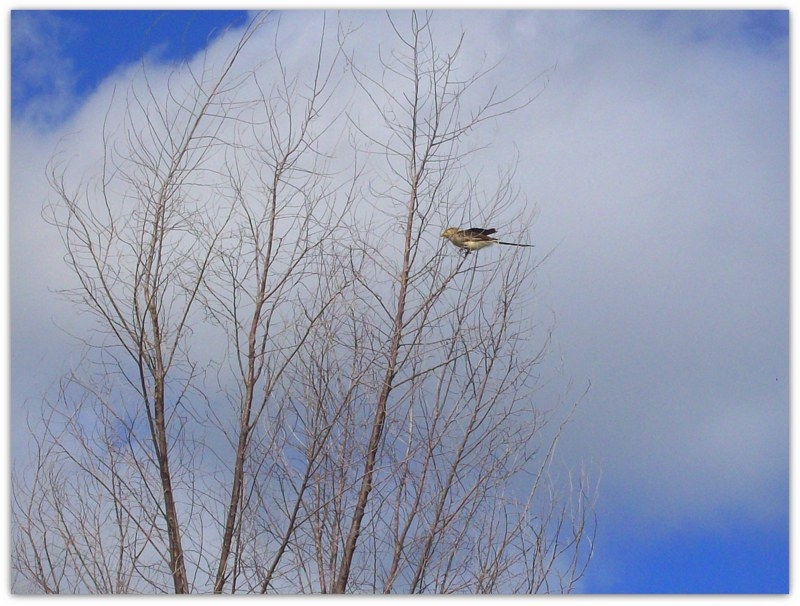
<box><xmin>497</xmin><ymin>241</ymin><xmax>534</xmax><ymax>247</ymax></box>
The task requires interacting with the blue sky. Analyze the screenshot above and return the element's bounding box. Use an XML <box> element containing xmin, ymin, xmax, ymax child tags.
<box><xmin>11</xmin><ymin>10</ymin><xmax>249</xmax><ymax>124</ymax></box>
<box><xmin>9</xmin><ymin>6</ymin><xmax>790</xmax><ymax>596</ymax></box>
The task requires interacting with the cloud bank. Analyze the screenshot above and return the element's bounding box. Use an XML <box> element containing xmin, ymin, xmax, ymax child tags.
<box><xmin>10</xmin><ymin>9</ymin><xmax>788</xmax><ymax>591</ymax></box>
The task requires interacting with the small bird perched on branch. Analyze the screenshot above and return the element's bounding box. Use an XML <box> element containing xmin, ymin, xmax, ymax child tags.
<box><xmin>441</xmin><ymin>227</ymin><xmax>533</xmax><ymax>255</ymax></box>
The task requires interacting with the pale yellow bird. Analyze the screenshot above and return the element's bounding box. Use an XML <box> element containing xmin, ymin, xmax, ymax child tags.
<box><xmin>441</xmin><ymin>227</ymin><xmax>533</xmax><ymax>255</ymax></box>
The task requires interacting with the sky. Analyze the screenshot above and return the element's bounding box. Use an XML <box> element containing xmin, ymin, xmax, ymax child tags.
<box><xmin>7</xmin><ymin>4</ymin><xmax>791</xmax><ymax>597</ymax></box>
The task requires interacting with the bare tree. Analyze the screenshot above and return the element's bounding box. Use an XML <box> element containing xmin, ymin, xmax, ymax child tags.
<box><xmin>323</xmin><ymin>12</ymin><xmax>594</xmax><ymax>593</ymax></box>
<box><xmin>12</xmin><ymin>11</ymin><xmax>595</xmax><ymax>595</ymax></box>
<box><xmin>18</xmin><ymin>14</ymin><xmax>276</xmax><ymax>593</ymax></box>
<box><xmin>198</xmin><ymin>15</ymin><xmax>357</xmax><ymax>593</ymax></box>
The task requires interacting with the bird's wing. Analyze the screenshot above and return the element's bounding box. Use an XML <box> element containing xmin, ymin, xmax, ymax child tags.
<box><xmin>464</xmin><ymin>227</ymin><xmax>497</xmax><ymax>236</ymax></box>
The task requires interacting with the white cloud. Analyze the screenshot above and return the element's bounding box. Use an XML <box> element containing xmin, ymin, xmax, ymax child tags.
<box><xmin>513</xmin><ymin>11</ymin><xmax>788</xmax><ymax>525</ymax></box>
<box><xmin>10</xmin><ymin>8</ymin><xmax>788</xmax><ymax>552</ymax></box>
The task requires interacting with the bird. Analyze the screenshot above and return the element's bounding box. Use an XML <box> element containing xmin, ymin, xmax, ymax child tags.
<box><xmin>441</xmin><ymin>227</ymin><xmax>533</xmax><ymax>255</ymax></box>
